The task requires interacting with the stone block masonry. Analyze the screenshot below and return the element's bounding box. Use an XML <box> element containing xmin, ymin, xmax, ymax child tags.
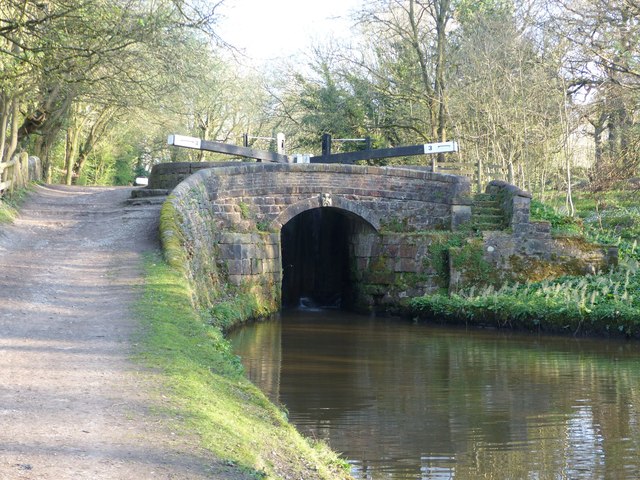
<box><xmin>175</xmin><ymin>162</ymin><xmax>473</xmax><ymax>234</ymax></box>
<box><xmin>450</xmin><ymin>181</ymin><xmax>617</xmax><ymax>291</ymax></box>
<box><xmin>160</xmin><ymin>161</ymin><xmax>618</xmax><ymax>313</ymax></box>
<box><xmin>350</xmin><ymin>233</ymin><xmax>447</xmax><ymax>309</ymax></box>
<box><xmin>164</xmin><ymin>162</ymin><xmax>472</xmax><ymax>310</ymax></box>
<box><xmin>217</xmin><ymin>232</ymin><xmax>281</xmax><ymax>287</ymax></box>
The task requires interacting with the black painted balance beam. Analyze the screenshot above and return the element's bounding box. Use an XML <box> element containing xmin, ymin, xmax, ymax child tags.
<box><xmin>309</xmin><ymin>142</ymin><xmax>458</xmax><ymax>164</ymax></box>
<box><xmin>168</xmin><ymin>135</ymin><xmax>289</xmax><ymax>163</ymax></box>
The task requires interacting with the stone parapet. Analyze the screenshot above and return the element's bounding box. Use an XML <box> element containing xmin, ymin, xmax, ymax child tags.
<box><xmin>486</xmin><ymin>180</ymin><xmax>532</xmax><ymax>233</ymax></box>
<box><xmin>171</xmin><ymin>162</ymin><xmax>472</xmax><ymax>233</ymax></box>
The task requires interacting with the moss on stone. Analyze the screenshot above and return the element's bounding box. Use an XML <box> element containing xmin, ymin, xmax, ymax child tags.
<box><xmin>449</xmin><ymin>238</ymin><xmax>500</xmax><ymax>288</ymax></box>
<box><xmin>425</xmin><ymin>232</ymin><xmax>467</xmax><ymax>287</ymax></box>
<box><xmin>364</xmin><ymin>255</ymin><xmax>394</xmax><ymax>284</ymax></box>
<box><xmin>238</xmin><ymin>201</ymin><xmax>250</xmax><ymax>220</ymax></box>
<box><xmin>380</xmin><ymin>216</ymin><xmax>415</xmax><ymax>233</ymax></box>
<box><xmin>159</xmin><ymin>197</ymin><xmax>188</xmax><ymax>273</ymax></box>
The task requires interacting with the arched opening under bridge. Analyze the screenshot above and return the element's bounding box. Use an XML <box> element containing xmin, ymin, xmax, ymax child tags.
<box><xmin>280</xmin><ymin>207</ymin><xmax>376</xmax><ymax>309</ymax></box>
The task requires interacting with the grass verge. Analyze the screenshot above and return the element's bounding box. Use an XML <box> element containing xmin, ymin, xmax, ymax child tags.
<box><xmin>408</xmin><ymin>272</ymin><xmax>640</xmax><ymax>338</ymax></box>
<box><xmin>0</xmin><ymin>199</ymin><xmax>18</xmax><ymax>223</ymax></box>
<box><xmin>136</xmin><ymin>253</ymin><xmax>352</xmax><ymax>480</ymax></box>
<box><xmin>0</xmin><ymin>186</ymin><xmax>32</xmax><ymax>223</ymax></box>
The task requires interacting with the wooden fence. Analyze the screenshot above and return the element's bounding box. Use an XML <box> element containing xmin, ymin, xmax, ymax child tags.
<box><xmin>0</xmin><ymin>153</ymin><xmax>42</xmax><ymax>195</ymax></box>
<box><xmin>430</xmin><ymin>158</ymin><xmax>506</xmax><ymax>192</ymax></box>
<box><xmin>0</xmin><ymin>158</ymin><xmax>17</xmax><ymax>192</ymax></box>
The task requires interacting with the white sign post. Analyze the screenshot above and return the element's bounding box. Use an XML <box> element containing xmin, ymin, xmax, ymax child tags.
<box><xmin>423</xmin><ymin>141</ymin><xmax>459</xmax><ymax>154</ymax></box>
<box><xmin>167</xmin><ymin>134</ymin><xmax>202</xmax><ymax>150</ymax></box>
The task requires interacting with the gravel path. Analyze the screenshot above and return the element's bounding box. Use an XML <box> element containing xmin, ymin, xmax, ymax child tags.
<box><xmin>0</xmin><ymin>185</ymin><xmax>241</xmax><ymax>479</ymax></box>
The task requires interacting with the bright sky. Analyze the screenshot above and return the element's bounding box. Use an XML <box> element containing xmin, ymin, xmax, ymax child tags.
<box><xmin>217</xmin><ymin>0</ymin><xmax>364</xmax><ymax>63</ymax></box>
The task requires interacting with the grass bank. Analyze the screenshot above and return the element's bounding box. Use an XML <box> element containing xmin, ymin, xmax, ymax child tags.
<box><xmin>136</xmin><ymin>253</ymin><xmax>352</xmax><ymax>480</ymax></box>
<box><xmin>409</xmin><ymin>191</ymin><xmax>640</xmax><ymax>339</ymax></box>
<box><xmin>0</xmin><ymin>186</ymin><xmax>32</xmax><ymax>223</ymax></box>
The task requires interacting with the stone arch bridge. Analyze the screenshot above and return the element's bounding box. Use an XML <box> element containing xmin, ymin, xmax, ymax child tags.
<box><xmin>147</xmin><ymin>161</ymin><xmax>616</xmax><ymax>310</ymax></box>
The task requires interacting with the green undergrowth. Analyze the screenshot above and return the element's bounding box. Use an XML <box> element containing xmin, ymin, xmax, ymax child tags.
<box><xmin>530</xmin><ymin>199</ymin><xmax>583</xmax><ymax>235</ymax></box>
<box><xmin>0</xmin><ymin>186</ymin><xmax>33</xmax><ymax>223</ymax></box>
<box><xmin>136</xmin><ymin>253</ymin><xmax>352</xmax><ymax>480</ymax></box>
<box><xmin>209</xmin><ymin>291</ymin><xmax>272</xmax><ymax>331</ymax></box>
<box><xmin>0</xmin><ymin>197</ymin><xmax>18</xmax><ymax>223</ymax></box>
<box><xmin>409</xmin><ymin>269</ymin><xmax>640</xmax><ymax>337</ymax></box>
<box><xmin>410</xmin><ymin>190</ymin><xmax>640</xmax><ymax>338</ymax></box>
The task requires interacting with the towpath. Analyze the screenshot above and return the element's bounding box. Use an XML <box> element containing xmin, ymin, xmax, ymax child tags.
<box><xmin>0</xmin><ymin>185</ymin><xmax>242</xmax><ymax>479</ymax></box>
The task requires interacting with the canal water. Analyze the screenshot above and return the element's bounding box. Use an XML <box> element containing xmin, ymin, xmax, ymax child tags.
<box><xmin>229</xmin><ymin>309</ymin><xmax>640</xmax><ymax>479</ymax></box>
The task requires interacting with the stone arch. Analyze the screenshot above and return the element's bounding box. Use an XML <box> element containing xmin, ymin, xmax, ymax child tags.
<box><xmin>271</xmin><ymin>195</ymin><xmax>380</xmax><ymax>233</ymax></box>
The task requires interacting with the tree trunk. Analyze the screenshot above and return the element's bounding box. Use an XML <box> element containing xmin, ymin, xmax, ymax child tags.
<box><xmin>434</xmin><ymin>0</ymin><xmax>450</xmax><ymax>162</ymax></box>
<box><xmin>3</xmin><ymin>97</ymin><xmax>20</xmax><ymax>169</ymax></box>
<box><xmin>65</xmin><ymin>124</ymin><xmax>80</xmax><ymax>186</ymax></box>
<box><xmin>0</xmin><ymin>92</ymin><xmax>9</xmax><ymax>165</ymax></box>
<box><xmin>71</xmin><ymin>107</ymin><xmax>116</xmax><ymax>183</ymax></box>
<box><xmin>408</xmin><ymin>0</ymin><xmax>438</xmax><ymax>140</ymax></box>
<box><xmin>198</xmin><ymin>117</ymin><xmax>209</xmax><ymax>162</ymax></box>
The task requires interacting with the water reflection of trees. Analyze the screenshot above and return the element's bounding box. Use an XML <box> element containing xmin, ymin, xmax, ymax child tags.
<box><xmin>233</xmin><ymin>315</ymin><xmax>640</xmax><ymax>479</ymax></box>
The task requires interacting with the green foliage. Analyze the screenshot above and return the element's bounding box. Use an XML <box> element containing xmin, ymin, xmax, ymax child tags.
<box><xmin>456</xmin><ymin>0</ymin><xmax>514</xmax><ymax>22</ymax></box>
<box><xmin>293</xmin><ymin>56</ymin><xmax>373</xmax><ymax>152</ymax></box>
<box><xmin>255</xmin><ymin>220</ymin><xmax>271</xmax><ymax>232</ymax></box>
<box><xmin>0</xmin><ymin>186</ymin><xmax>33</xmax><ymax>223</ymax></box>
<box><xmin>209</xmin><ymin>291</ymin><xmax>270</xmax><ymax>331</ymax></box>
<box><xmin>238</xmin><ymin>202</ymin><xmax>250</xmax><ymax>220</ymax></box>
<box><xmin>0</xmin><ymin>196</ymin><xmax>19</xmax><ymax>223</ymax></box>
<box><xmin>530</xmin><ymin>199</ymin><xmax>583</xmax><ymax>235</ymax></box>
<box><xmin>410</xmin><ymin>194</ymin><xmax>640</xmax><ymax>338</ymax></box>
<box><xmin>2</xmin><ymin>0</ymin><xmax>275</xmax><ymax>186</ymax></box>
<box><xmin>113</xmin><ymin>158</ymin><xmax>135</xmax><ymax>186</ymax></box>
<box><xmin>426</xmin><ymin>233</ymin><xmax>467</xmax><ymax>286</ymax></box>
<box><xmin>450</xmin><ymin>239</ymin><xmax>499</xmax><ymax>286</ymax></box>
<box><xmin>585</xmin><ymin>207</ymin><xmax>640</xmax><ymax>246</ymax></box>
<box><xmin>558</xmin><ymin>191</ymin><xmax>640</xmax><ymax>264</ymax></box>
<box><xmin>409</xmin><ymin>269</ymin><xmax>640</xmax><ymax>337</ymax></box>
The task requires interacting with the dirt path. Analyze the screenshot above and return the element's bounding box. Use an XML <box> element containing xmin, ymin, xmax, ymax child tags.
<box><xmin>0</xmin><ymin>185</ymin><xmax>242</xmax><ymax>479</ymax></box>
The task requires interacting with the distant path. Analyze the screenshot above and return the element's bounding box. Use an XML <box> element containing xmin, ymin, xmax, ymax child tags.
<box><xmin>0</xmin><ymin>185</ymin><xmax>241</xmax><ymax>479</ymax></box>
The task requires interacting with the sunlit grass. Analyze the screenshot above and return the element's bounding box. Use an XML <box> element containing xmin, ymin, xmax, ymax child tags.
<box><xmin>0</xmin><ymin>187</ymin><xmax>31</xmax><ymax>223</ymax></box>
<box><xmin>0</xmin><ymin>199</ymin><xmax>17</xmax><ymax>223</ymax></box>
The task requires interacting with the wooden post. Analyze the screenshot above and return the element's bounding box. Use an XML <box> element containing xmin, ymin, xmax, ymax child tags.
<box><xmin>242</xmin><ymin>133</ymin><xmax>249</xmax><ymax>147</ymax></box>
<box><xmin>321</xmin><ymin>134</ymin><xmax>332</xmax><ymax>158</ymax></box>
<box><xmin>276</xmin><ymin>132</ymin><xmax>286</xmax><ymax>155</ymax></box>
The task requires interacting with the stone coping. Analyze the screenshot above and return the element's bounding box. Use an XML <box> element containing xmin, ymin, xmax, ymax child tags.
<box><xmin>152</xmin><ymin>161</ymin><xmax>469</xmax><ymax>184</ymax></box>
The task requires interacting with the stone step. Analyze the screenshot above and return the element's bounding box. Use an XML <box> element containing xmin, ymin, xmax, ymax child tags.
<box><xmin>130</xmin><ymin>188</ymin><xmax>170</xmax><ymax>198</ymax></box>
<box><xmin>471</xmin><ymin>192</ymin><xmax>505</xmax><ymax>232</ymax></box>
<box><xmin>126</xmin><ymin>196</ymin><xmax>167</xmax><ymax>206</ymax></box>
<box><xmin>472</xmin><ymin>213</ymin><xmax>504</xmax><ymax>223</ymax></box>
<box><xmin>473</xmin><ymin>199</ymin><xmax>500</xmax><ymax>207</ymax></box>
<box><xmin>474</xmin><ymin>193</ymin><xmax>498</xmax><ymax>202</ymax></box>
<box><xmin>472</xmin><ymin>221</ymin><xmax>505</xmax><ymax>231</ymax></box>
<box><xmin>472</xmin><ymin>206</ymin><xmax>502</xmax><ymax>215</ymax></box>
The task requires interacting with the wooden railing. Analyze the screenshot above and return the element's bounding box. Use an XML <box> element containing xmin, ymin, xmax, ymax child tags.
<box><xmin>0</xmin><ymin>153</ymin><xmax>42</xmax><ymax>195</ymax></box>
<box><xmin>0</xmin><ymin>158</ymin><xmax>17</xmax><ymax>193</ymax></box>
